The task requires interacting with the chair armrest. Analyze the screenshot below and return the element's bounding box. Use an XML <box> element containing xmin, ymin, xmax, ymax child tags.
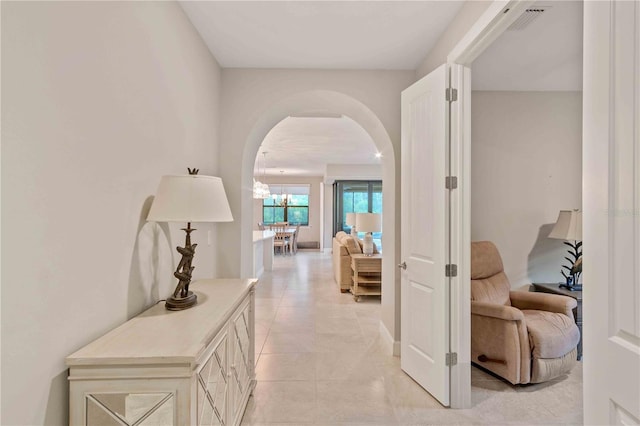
<box><xmin>471</xmin><ymin>301</ymin><xmax>524</xmax><ymax>322</ymax></box>
<box><xmin>471</xmin><ymin>301</ymin><xmax>531</xmax><ymax>383</ymax></box>
<box><xmin>509</xmin><ymin>291</ymin><xmax>576</xmax><ymax>318</ymax></box>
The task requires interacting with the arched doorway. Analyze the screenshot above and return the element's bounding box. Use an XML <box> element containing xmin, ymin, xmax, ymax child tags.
<box><xmin>240</xmin><ymin>90</ymin><xmax>399</xmax><ymax>349</ymax></box>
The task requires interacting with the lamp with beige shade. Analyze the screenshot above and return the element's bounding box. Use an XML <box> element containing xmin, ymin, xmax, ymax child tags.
<box><xmin>147</xmin><ymin>168</ymin><xmax>233</xmax><ymax>310</ymax></box>
<box><xmin>548</xmin><ymin>209</ymin><xmax>582</xmax><ymax>291</ymax></box>
<box><xmin>345</xmin><ymin>212</ymin><xmax>357</xmax><ymax>237</ymax></box>
<box><xmin>356</xmin><ymin>212</ymin><xmax>381</xmax><ymax>256</ymax></box>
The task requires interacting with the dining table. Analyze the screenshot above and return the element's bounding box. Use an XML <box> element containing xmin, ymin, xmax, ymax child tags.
<box><xmin>268</xmin><ymin>225</ymin><xmax>298</xmax><ymax>254</ymax></box>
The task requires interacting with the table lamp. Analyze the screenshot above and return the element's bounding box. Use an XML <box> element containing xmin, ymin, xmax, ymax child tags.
<box><xmin>548</xmin><ymin>209</ymin><xmax>582</xmax><ymax>290</ymax></box>
<box><xmin>356</xmin><ymin>213</ymin><xmax>381</xmax><ymax>256</ymax></box>
<box><xmin>147</xmin><ymin>168</ymin><xmax>233</xmax><ymax>310</ymax></box>
<box><xmin>345</xmin><ymin>212</ymin><xmax>357</xmax><ymax>237</ymax></box>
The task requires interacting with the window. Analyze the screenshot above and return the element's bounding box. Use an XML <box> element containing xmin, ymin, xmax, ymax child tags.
<box><xmin>333</xmin><ymin>180</ymin><xmax>382</xmax><ymax>235</ymax></box>
<box><xmin>263</xmin><ymin>184</ymin><xmax>310</xmax><ymax>226</ymax></box>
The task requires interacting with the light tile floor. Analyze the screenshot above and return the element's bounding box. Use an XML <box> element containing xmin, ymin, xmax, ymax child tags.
<box><xmin>242</xmin><ymin>251</ymin><xmax>583</xmax><ymax>425</ymax></box>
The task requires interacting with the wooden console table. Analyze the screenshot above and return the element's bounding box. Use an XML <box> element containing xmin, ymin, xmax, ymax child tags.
<box><xmin>350</xmin><ymin>254</ymin><xmax>382</xmax><ymax>302</ymax></box>
<box><xmin>531</xmin><ymin>282</ymin><xmax>582</xmax><ymax>360</ymax></box>
<box><xmin>67</xmin><ymin>279</ymin><xmax>257</xmax><ymax>425</ymax></box>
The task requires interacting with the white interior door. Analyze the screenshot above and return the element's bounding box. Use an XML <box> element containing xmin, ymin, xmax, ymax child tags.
<box><xmin>584</xmin><ymin>1</ymin><xmax>640</xmax><ymax>423</ymax></box>
<box><xmin>400</xmin><ymin>63</ymin><xmax>450</xmax><ymax>406</ymax></box>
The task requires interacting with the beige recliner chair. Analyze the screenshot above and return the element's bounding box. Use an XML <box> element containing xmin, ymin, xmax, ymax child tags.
<box><xmin>471</xmin><ymin>241</ymin><xmax>580</xmax><ymax>384</ymax></box>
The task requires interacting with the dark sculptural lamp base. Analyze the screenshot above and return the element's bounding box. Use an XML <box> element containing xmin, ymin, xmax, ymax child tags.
<box><xmin>166</xmin><ymin>218</ymin><xmax>198</xmax><ymax>311</ymax></box>
<box><xmin>559</xmin><ymin>283</ymin><xmax>582</xmax><ymax>291</ymax></box>
<box><xmin>165</xmin><ymin>291</ymin><xmax>197</xmax><ymax>311</ymax></box>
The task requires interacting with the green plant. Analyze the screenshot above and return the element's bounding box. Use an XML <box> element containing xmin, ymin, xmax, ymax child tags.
<box><xmin>561</xmin><ymin>240</ymin><xmax>582</xmax><ymax>287</ymax></box>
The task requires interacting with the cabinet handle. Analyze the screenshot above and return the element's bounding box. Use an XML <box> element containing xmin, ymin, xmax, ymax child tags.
<box><xmin>398</xmin><ymin>262</ymin><xmax>407</xmax><ymax>270</ymax></box>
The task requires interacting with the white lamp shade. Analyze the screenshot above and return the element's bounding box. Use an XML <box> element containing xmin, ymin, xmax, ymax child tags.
<box><xmin>356</xmin><ymin>213</ymin><xmax>382</xmax><ymax>233</ymax></box>
<box><xmin>147</xmin><ymin>175</ymin><xmax>233</xmax><ymax>223</ymax></box>
<box><xmin>345</xmin><ymin>212</ymin><xmax>356</xmax><ymax>226</ymax></box>
<box><xmin>548</xmin><ymin>210</ymin><xmax>582</xmax><ymax>240</ymax></box>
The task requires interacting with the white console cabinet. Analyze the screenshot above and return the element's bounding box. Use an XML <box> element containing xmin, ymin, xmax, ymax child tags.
<box><xmin>66</xmin><ymin>279</ymin><xmax>257</xmax><ymax>426</ymax></box>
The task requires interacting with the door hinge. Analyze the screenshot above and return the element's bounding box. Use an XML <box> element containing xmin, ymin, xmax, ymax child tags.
<box><xmin>446</xmin><ymin>352</ymin><xmax>458</xmax><ymax>366</ymax></box>
<box><xmin>445</xmin><ymin>264</ymin><xmax>458</xmax><ymax>277</ymax></box>
<box><xmin>445</xmin><ymin>176</ymin><xmax>458</xmax><ymax>189</ymax></box>
<box><xmin>446</xmin><ymin>88</ymin><xmax>458</xmax><ymax>102</ymax></box>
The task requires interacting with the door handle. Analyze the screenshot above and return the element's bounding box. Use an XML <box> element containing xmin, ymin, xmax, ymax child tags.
<box><xmin>397</xmin><ymin>261</ymin><xmax>407</xmax><ymax>270</ymax></box>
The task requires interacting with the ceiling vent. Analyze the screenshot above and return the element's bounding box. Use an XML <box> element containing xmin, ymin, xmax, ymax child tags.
<box><xmin>508</xmin><ymin>7</ymin><xmax>551</xmax><ymax>31</ymax></box>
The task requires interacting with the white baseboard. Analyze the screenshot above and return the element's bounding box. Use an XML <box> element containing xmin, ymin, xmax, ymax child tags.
<box><xmin>379</xmin><ymin>321</ymin><xmax>401</xmax><ymax>357</ymax></box>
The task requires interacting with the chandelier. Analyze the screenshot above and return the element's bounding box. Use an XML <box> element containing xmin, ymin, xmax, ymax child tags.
<box><xmin>253</xmin><ymin>152</ymin><xmax>271</xmax><ymax>199</ymax></box>
<box><xmin>272</xmin><ymin>171</ymin><xmax>292</xmax><ymax>206</ymax></box>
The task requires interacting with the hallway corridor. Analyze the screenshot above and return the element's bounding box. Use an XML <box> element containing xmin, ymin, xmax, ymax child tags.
<box><xmin>241</xmin><ymin>252</ymin><xmax>582</xmax><ymax>425</ymax></box>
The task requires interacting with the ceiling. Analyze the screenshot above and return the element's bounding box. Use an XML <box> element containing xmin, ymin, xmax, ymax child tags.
<box><xmin>254</xmin><ymin>116</ymin><xmax>379</xmax><ymax>177</ymax></box>
<box><xmin>472</xmin><ymin>1</ymin><xmax>583</xmax><ymax>91</ymax></box>
<box><xmin>179</xmin><ymin>1</ymin><xmax>464</xmax><ymax>70</ymax></box>
<box><xmin>179</xmin><ymin>1</ymin><xmax>464</xmax><ymax>177</ymax></box>
<box><xmin>180</xmin><ymin>1</ymin><xmax>583</xmax><ymax>177</ymax></box>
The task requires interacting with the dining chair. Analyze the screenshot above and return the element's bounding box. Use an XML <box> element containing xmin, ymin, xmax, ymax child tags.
<box><xmin>272</xmin><ymin>225</ymin><xmax>290</xmax><ymax>255</ymax></box>
<box><xmin>291</xmin><ymin>224</ymin><xmax>301</xmax><ymax>254</ymax></box>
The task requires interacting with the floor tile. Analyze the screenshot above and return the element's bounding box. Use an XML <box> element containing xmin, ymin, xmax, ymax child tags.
<box><xmin>254</xmin><ymin>332</ymin><xmax>268</xmax><ymax>357</ymax></box>
<box><xmin>242</xmin><ymin>252</ymin><xmax>583</xmax><ymax>425</ymax></box>
<box><xmin>315</xmin><ymin>316</ymin><xmax>361</xmax><ymax>334</ymax></box>
<box><xmin>256</xmin><ymin>353</ymin><xmax>316</xmax><ymax>381</ymax></box>
<box><xmin>262</xmin><ymin>331</ymin><xmax>315</xmax><ymax>354</ymax></box>
<box><xmin>314</xmin><ymin>350</ymin><xmax>386</xmax><ymax>382</ymax></box>
<box><xmin>315</xmin><ymin>379</ymin><xmax>397</xmax><ymax>424</ymax></box>
<box><xmin>269</xmin><ymin>308</ymin><xmax>316</xmax><ymax>333</ymax></box>
<box><xmin>242</xmin><ymin>381</ymin><xmax>316</xmax><ymax>424</ymax></box>
<box><xmin>314</xmin><ymin>332</ymin><xmax>369</xmax><ymax>353</ymax></box>
<box><xmin>279</xmin><ymin>292</ymin><xmax>317</xmax><ymax>305</ymax></box>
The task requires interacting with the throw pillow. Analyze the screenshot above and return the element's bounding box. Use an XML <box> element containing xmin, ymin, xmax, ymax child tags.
<box><xmin>345</xmin><ymin>237</ymin><xmax>362</xmax><ymax>254</ymax></box>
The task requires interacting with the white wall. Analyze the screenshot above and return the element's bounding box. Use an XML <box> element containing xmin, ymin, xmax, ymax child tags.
<box><xmin>219</xmin><ymin>69</ymin><xmax>414</xmax><ymax>344</ymax></box>
<box><xmin>1</xmin><ymin>2</ymin><xmax>222</xmax><ymax>424</ymax></box>
<box><xmin>415</xmin><ymin>1</ymin><xmax>492</xmax><ymax>80</ymax></box>
<box><xmin>325</xmin><ymin>164</ymin><xmax>383</xmax><ymax>182</ymax></box>
<box><xmin>471</xmin><ymin>91</ymin><xmax>583</xmax><ymax>289</ymax></box>
<box><xmin>323</xmin><ymin>183</ymin><xmax>334</xmax><ymax>251</ymax></box>
<box><xmin>253</xmin><ymin>175</ymin><xmax>323</xmax><ymax>246</ymax></box>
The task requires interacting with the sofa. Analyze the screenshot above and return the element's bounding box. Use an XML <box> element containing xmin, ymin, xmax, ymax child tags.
<box><xmin>471</xmin><ymin>241</ymin><xmax>580</xmax><ymax>384</ymax></box>
<box><xmin>332</xmin><ymin>231</ymin><xmax>379</xmax><ymax>293</ymax></box>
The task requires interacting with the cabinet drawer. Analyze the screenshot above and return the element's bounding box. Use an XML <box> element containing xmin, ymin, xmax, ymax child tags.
<box><xmin>194</xmin><ymin>329</ymin><xmax>229</xmax><ymax>426</ymax></box>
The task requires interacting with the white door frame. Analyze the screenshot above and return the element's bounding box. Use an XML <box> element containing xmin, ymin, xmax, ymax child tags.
<box><xmin>444</xmin><ymin>0</ymin><xmax>535</xmax><ymax>409</ymax></box>
<box><xmin>583</xmin><ymin>1</ymin><xmax>640</xmax><ymax>423</ymax></box>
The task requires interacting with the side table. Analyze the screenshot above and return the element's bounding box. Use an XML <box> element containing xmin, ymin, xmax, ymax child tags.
<box><xmin>350</xmin><ymin>254</ymin><xmax>382</xmax><ymax>302</ymax></box>
<box><xmin>531</xmin><ymin>283</ymin><xmax>582</xmax><ymax>360</ymax></box>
